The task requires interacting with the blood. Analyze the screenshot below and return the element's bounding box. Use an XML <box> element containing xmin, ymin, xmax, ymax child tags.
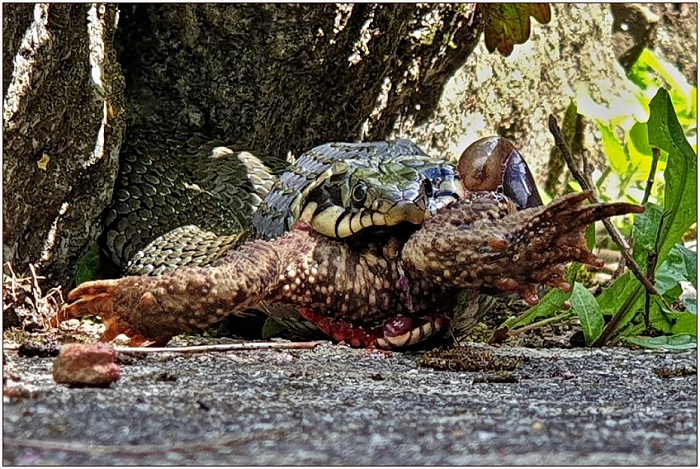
<box><xmin>298</xmin><ymin>308</ymin><xmax>384</xmax><ymax>347</ymax></box>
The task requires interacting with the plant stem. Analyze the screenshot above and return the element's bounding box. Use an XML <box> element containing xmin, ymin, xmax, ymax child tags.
<box><xmin>509</xmin><ymin>310</ymin><xmax>576</xmax><ymax>336</ymax></box>
<box><xmin>548</xmin><ymin>114</ymin><xmax>671</xmax><ymax>310</ymax></box>
<box><xmin>592</xmin><ymin>284</ymin><xmax>643</xmax><ymax>346</ymax></box>
<box><xmin>642</xmin><ymin>147</ymin><xmax>661</xmax><ymax>206</ymax></box>
<box><xmin>114</xmin><ymin>341</ymin><xmax>324</xmax><ymax>354</ymax></box>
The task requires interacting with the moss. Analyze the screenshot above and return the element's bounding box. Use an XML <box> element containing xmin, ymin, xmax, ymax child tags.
<box><xmin>75</xmin><ymin>242</ymin><xmax>120</xmax><ymax>284</ymax></box>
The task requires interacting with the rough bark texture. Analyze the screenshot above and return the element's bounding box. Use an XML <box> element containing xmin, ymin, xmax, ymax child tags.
<box><xmin>3</xmin><ymin>4</ymin><xmax>125</xmax><ymax>287</ymax></box>
<box><xmin>3</xmin><ymin>3</ymin><xmax>482</xmax><ymax>290</ymax></box>
<box><xmin>114</xmin><ymin>4</ymin><xmax>481</xmax><ymax>157</ymax></box>
<box><xmin>400</xmin><ymin>4</ymin><xmax>697</xmax><ymax>194</ymax></box>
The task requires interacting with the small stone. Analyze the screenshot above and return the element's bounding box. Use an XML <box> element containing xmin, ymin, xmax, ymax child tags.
<box><xmin>532</xmin><ymin>421</ymin><xmax>546</xmax><ymax>433</ymax></box>
<box><xmin>53</xmin><ymin>343</ymin><xmax>121</xmax><ymax>387</ymax></box>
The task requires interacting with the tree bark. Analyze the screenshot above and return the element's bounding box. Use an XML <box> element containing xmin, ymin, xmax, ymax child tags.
<box><xmin>3</xmin><ymin>3</ymin><xmax>483</xmax><ymax>289</ymax></box>
<box><xmin>3</xmin><ymin>3</ymin><xmax>125</xmax><ymax>287</ymax></box>
<box><xmin>115</xmin><ymin>4</ymin><xmax>482</xmax><ymax>155</ymax></box>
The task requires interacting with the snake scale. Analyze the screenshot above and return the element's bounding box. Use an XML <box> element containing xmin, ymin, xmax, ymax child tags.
<box><xmin>102</xmin><ymin>128</ymin><xmax>285</xmax><ymax>276</ymax></box>
<box><xmin>102</xmin><ymin>132</ymin><xmax>465</xmax><ymax>277</ymax></box>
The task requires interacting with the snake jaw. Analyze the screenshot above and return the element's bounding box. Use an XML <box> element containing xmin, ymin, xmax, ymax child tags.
<box><xmin>379</xmin><ymin>199</ymin><xmax>427</xmax><ymax>227</ymax></box>
<box><xmin>311</xmin><ymin>194</ymin><xmax>431</xmax><ymax>239</ymax></box>
<box><xmin>375</xmin><ymin>315</ymin><xmax>449</xmax><ymax>349</ymax></box>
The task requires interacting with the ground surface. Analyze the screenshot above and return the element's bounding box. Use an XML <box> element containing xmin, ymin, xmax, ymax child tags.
<box><xmin>3</xmin><ymin>342</ymin><xmax>696</xmax><ymax>465</ymax></box>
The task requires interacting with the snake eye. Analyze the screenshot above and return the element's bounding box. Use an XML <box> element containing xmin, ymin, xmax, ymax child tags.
<box><xmin>351</xmin><ymin>182</ymin><xmax>367</xmax><ymax>205</ymax></box>
<box><xmin>422</xmin><ymin>178</ymin><xmax>434</xmax><ymax>198</ymax></box>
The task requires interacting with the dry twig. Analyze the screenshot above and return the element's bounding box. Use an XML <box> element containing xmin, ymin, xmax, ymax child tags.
<box><xmin>4</xmin><ymin>262</ymin><xmax>18</xmax><ymax>298</ymax></box>
<box><xmin>114</xmin><ymin>341</ymin><xmax>325</xmax><ymax>354</ymax></box>
<box><xmin>3</xmin><ymin>427</ymin><xmax>293</xmax><ymax>455</ymax></box>
<box><xmin>2</xmin><ymin>340</ymin><xmax>323</xmax><ymax>354</ymax></box>
<box><xmin>27</xmin><ymin>263</ymin><xmax>43</xmax><ymax>309</ymax></box>
<box><xmin>548</xmin><ymin>114</ymin><xmax>670</xmax><ymax>309</ymax></box>
<box><xmin>3</xmin><ymin>340</ymin><xmax>324</xmax><ymax>353</ymax></box>
<box><xmin>642</xmin><ymin>147</ymin><xmax>661</xmax><ymax>206</ymax></box>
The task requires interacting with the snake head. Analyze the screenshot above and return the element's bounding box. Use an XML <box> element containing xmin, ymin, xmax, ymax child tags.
<box><xmin>306</xmin><ymin>142</ymin><xmax>465</xmax><ymax>239</ymax></box>
<box><xmin>253</xmin><ymin>139</ymin><xmax>464</xmax><ymax>241</ymax></box>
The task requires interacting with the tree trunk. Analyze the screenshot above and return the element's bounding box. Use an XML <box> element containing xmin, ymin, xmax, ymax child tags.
<box><xmin>3</xmin><ymin>3</ymin><xmax>483</xmax><ymax>289</ymax></box>
<box><xmin>3</xmin><ymin>4</ymin><xmax>125</xmax><ymax>288</ymax></box>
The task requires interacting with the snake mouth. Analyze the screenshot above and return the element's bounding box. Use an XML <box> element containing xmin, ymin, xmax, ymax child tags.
<box><xmin>307</xmin><ymin>183</ymin><xmax>464</xmax><ymax>239</ymax></box>
<box><xmin>310</xmin><ymin>199</ymin><xmax>428</xmax><ymax>239</ymax></box>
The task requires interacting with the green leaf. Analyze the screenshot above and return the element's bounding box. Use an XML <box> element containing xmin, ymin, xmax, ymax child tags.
<box><xmin>75</xmin><ymin>242</ymin><xmax>120</xmax><ymax>285</ymax></box>
<box><xmin>647</xmin><ymin>297</ymin><xmax>674</xmax><ymax>333</ymax></box>
<box><xmin>595</xmin><ymin>271</ymin><xmax>648</xmax><ymax>344</ymax></box>
<box><xmin>647</xmin><ymin>88</ymin><xmax>698</xmax><ymax>265</ymax></box>
<box><xmin>261</xmin><ymin>318</ymin><xmax>287</xmax><ymax>339</ymax></box>
<box><xmin>683</xmin><ymin>298</ymin><xmax>697</xmax><ymax>316</ymax></box>
<box><xmin>631</xmin><ymin>202</ymin><xmax>664</xmax><ymax>266</ymax></box>
<box><xmin>480</xmin><ymin>4</ymin><xmax>551</xmax><ymax>56</ymax></box>
<box><xmin>570</xmin><ymin>282</ymin><xmax>604</xmax><ymax>345</ymax></box>
<box><xmin>623</xmin><ymin>334</ymin><xmax>697</xmax><ymax>351</ymax></box>
<box><xmin>585</xmin><ymin>223</ymin><xmax>596</xmax><ymax>250</ymax></box>
<box><xmin>628</xmin><ymin>121</ymin><xmax>652</xmax><ymax>156</ymax></box>
<box><xmin>501</xmin><ymin>289</ymin><xmax>572</xmax><ymax>331</ymax></box>
<box><xmin>639</xmin><ymin>49</ymin><xmax>695</xmax><ymax>113</ymax></box>
<box><xmin>655</xmin><ymin>243</ymin><xmax>697</xmax><ymax>296</ymax></box>
<box><xmin>598</xmin><ymin>122</ymin><xmax>630</xmax><ymax>178</ymax></box>
<box><xmin>597</xmin><ymin>271</ymin><xmax>638</xmax><ymax>316</ymax></box>
<box><xmin>627</xmin><ymin>121</ymin><xmax>668</xmax><ymax>182</ymax></box>
<box><xmin>670</xmin><ymin>312</ymin><xmax>698</xmax><ymax>335</ymax></box>
<box><xmin>500</xmin><ymin>263</ymin><xmax>580</xmax><ymax>330</ymax></box>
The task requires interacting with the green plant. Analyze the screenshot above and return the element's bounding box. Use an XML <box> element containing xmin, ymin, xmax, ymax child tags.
<box><xmin>577</xmin><ymin>48</ymin><xmax>696</xmax><ymax>207</ymax></box>
<box><xmin>497</xmin><ymin>50</ymin><xmax>697</xmax><ymax>350</ymax></box>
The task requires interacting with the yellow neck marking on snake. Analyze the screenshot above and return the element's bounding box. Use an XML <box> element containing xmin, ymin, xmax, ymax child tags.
<box><xmin>299</xmin><ymin>201</ymin><xmax>319</xmax><ymax>224</ymax></box>
<box><xmin>309</xmin><ymin>199</ymin><xmax>427</xmax><ymax>238</ymax></box>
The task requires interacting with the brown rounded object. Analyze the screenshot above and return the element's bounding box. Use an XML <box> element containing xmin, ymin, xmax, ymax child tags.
<box><xmin>53</xmin><ymin>343</ymin><xmax>121</xmax><ymax>387</ymax></box>
<box><xmin>458</xmin><ymin>136</ymin><xmax>543</xmax><ymax>209</ymax></box>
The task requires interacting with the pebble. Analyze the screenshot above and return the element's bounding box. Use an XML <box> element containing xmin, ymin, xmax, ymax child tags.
<box><xmin>52</xmin><ymin>343</ymin><xmax>121</xmax><ymax>387</ymax></box>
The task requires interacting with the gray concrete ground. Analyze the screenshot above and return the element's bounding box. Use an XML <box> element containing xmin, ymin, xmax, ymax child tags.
<box><xmin>3</xmin><ymin>343</ymin><xmax>697</xmax><ymax>465</ymax></box>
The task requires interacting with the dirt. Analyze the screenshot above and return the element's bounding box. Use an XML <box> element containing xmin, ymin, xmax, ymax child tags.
<box><xmin>3</xmin><ymin>342</ymin><xmax>696</xmax><ymax>465</ymax></box>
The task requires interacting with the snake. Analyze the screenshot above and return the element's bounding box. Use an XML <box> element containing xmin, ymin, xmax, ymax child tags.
<box><xmin>62</xmin><ymin>132</ymin><xmax>643</xmax><ymax>349</ymax></box>
<box><xmin>102</xmin><ymin>134</ymin><xmax>466</xmax><ymax>277</ymax></box>
<box><xmin>95</xmin><ymin>134</ymin><xmax>474</xmax><ymax>340</ymax></box>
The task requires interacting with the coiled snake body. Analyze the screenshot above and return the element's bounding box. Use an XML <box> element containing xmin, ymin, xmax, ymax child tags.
<box><xmin>103</xmin><ymin>134</ymin><xmax>464</xmax><ymax>276</ymax></box>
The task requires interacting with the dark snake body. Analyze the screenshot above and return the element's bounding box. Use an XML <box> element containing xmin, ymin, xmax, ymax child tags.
<box><xmin>101</xmin><ymin>128</ymin><xmax>286</xmax><ymax>276</ymax></box>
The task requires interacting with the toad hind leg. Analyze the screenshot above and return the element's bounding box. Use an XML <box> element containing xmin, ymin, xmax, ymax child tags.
<box><xmin>57</xmin><ymin>228</ymin><xmax>319</xmax><ymax>345</ymax></box>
